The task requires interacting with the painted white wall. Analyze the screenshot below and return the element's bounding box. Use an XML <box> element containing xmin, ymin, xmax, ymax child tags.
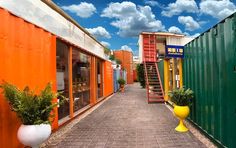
<box><xmin>166</xmin><ymin>37</ymin><xmax>182</xmax><ymax>46</ymax></box>
<box><xmin>0</xmin><ymin>0</ymin><xmax>106</xmax><ymax>59</ymax></box>
<box><xmin>138</xmin><ymin>34</ymin><xmax>143</xmax><ymax>63</ymax></box>
<box><xmin>181</xmin><ymin>37</ymin><xmax>194</xmax><ymax>46</ymax></box>
<box><xmin>166</xmin><ymin>36</ymin><xmax>193</xmax><ymax>46</ymax></box>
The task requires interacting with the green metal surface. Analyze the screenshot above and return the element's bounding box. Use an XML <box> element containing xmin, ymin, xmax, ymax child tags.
<box><xmin>184</xmin><ymin>13</ymin><xmax>236</xmax><ymax>147</ymax></box>
<box><xmin>157</xmin><ymin>60</ymin><xmax>164</xmax><ymax>88</ymax></box>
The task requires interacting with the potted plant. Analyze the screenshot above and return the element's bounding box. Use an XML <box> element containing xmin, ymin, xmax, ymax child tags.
<box><xmin>0</xmin><ymin>82</ymin><xmax>65</xmax><ymax>148</ymax></box>
<box><xmin>117</xmin><ymin>78</ymin><xmax>126</xmax><ymax>92</ymax></box>
<box><xmin>168</xmin><ymin>87</ymin><xmax>193</xmax><ymax>132</ymax></box>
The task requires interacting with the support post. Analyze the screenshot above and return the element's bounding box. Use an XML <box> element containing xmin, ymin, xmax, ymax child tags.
<box><xmin>178</xmin><ymin>59</ymin><xmax>183</xmax><ymax>88</ymax></box>
<box><xmin>69</xmin><ymin>46</ymin><xmax>74</xmax><ymax>118</ymax></box>
<box><xmin>164</xmin><ymin>59</ymin><xmax>169</xmax><ymax>101</ymax></box>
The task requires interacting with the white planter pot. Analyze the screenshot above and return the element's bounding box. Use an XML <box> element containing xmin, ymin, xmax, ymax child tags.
<box><xmin>17</xmin><ymin>124</ymin><xmax>51</xmax><ymax>148</ymax></box>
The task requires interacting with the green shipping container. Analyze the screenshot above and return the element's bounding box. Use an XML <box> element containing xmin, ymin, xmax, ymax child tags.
<box><xmin>157</xmin><ymin>60</ymin><xmax>164</xmax><ymax>88</ymax></box>
<box><xmin>184</xmin><ymin>12</ymin><xmax>236</xmax><ymax>147</ymax></box>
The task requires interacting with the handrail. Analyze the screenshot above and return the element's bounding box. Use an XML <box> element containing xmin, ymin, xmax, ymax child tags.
<box><xmin>143</xmin><ymin>62</ymin><xmax>150</xmax><ymax>101</ymax></box>
<box><xmin>154</xmin><ymin>62</ymin><xmax>164</xmax><ymax>98</ymax></box>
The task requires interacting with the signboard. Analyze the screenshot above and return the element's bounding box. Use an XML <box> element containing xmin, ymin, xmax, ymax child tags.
<box><xmin>165</xmin><ymin>45</ymin><xmax>184</xmax><ymax>58</ymax></box>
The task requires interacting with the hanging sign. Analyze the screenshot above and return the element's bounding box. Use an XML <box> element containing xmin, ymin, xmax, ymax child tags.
<box><xmin>165</xmin><ymin>45</ymin><xmax>184</xmax><ymax>58</ymax></box>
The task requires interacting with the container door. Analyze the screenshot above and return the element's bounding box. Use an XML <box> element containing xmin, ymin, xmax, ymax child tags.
<box><xmin>143</xmin><ymin>34</ymin><xmax>156</xmax><ymax>62</ymax></box>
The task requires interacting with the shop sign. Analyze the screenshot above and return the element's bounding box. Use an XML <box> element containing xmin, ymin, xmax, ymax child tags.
<box><xmin>165</xmin><ymin>45</ymin><xmax>184</xmax><ymax>58</ymax></box>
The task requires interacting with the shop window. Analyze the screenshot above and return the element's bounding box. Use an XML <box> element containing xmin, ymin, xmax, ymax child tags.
<box><xmin>97</xmin><ymin>59</ymin><xmax>103</xmax><ymax>99</ymax></box>
<box><xmin>56</xmin><ymin>39</ymin><xmax>70</xmax><ymax>120</ymax></box>
<box><xmin>72</xmin><ymin>48</ymin><xmax>91</xmax><ymax>112</ymax></box>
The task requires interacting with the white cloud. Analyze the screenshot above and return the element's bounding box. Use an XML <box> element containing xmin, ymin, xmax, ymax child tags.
<box><xmin>62</xmin><ymin>2</ymin><xmax>96</xmax><ymax>18</ymax></box>
<box><xmin>86</xmin><ymin>26</ymin><xmax>111</xmax><ymax>39</ymax></box>
<box><xmin>183</xmin><ymin>32</ymin><xmax>190</xmax><ymax>36</ymax></box>
<box><xmin>168</xmin><ymin>26</ymin><xmax>182</xmax><ymax>34</ymax></box>
<box><xmin>101</xmin><ymin>2</ymin><xmax>165</xmax><ymax>37</ymax></box>
<box><xmin>191</xmin><ymin>33</ymin><xmax>200</xmax><ymax>38</ymax></box>
<box><xmin>121</xmin><ymin>45</ymin><xmax>132</xmax><ymax>52</ymax></box>
<box><xmin>178</xmin><ymin>16</ymin><xmax>200</xmax><ymax>31</ymax></box>
<box><xmin>200</xmin><ymin>0</ymin><xmax>236</xmax><ymax>20</ymax></box>
<box><xmin>145</xmin><ymin>0</ymin><xmax>159</xmax><ymax>7</ymax></box>
<box><xmin>101</xmin><ymin>41</ymin><xmax>110</xmax><ymax>47</ymax></box>
<box><xmin>161</xmin><ymin>0</ymin><xmax>198</xmax><ymax>17</ymax></box>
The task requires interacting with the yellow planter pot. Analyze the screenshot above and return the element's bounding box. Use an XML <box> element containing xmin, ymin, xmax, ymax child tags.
<box><xmin>173</xmin><ymin>105</ymin><xmax>190</xmax><ymax>132</ymax></box>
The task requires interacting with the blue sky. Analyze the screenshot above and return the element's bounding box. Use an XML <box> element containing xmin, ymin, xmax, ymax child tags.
<box><xmin>53</xmin><ymin>0</ymin><xmax>236</xmax><ymax>56</ymax></box>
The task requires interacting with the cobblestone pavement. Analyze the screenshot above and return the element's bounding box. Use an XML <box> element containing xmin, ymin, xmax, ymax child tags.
<box><xmin>48</xmin><ymin>83</ymin><xmax>206</xmax><ymax>148</ymax></box>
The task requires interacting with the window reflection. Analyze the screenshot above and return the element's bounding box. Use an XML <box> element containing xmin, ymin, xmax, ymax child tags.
<box><xmin>56</xmin><ymin>39</ymin><xmax>70</xmax><ymax>120</ymax></box>
<box><xmin>97</xmin><ymin>59</ymin><xmax>103</xmax><ymax>99</ymax></box>
<box><xmin>72</xmin><ymin>48</ymin><xmax>91</xmax><ymax>112</ymax></box>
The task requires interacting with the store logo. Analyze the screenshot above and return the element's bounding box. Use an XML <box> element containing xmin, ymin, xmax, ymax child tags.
<box><xmin>165</xmin><ymin>45</ymin><xmax>184</xmax><ymax>58</ymax></box>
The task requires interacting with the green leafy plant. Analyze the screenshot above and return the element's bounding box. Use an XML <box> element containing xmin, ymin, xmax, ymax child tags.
<box><xmin>117</xmin><ymin>78</ymin><xmax>126</xmax><ymax>85</ymax></box>
<box><xmin>104</xmin><ymin>47</ymin><xmax>111</xmax><ymax>55</ymax></box>
<box><xmin>0</xmin><ymin>82</ymin><xmax>65</xmax><ymax>125</ymax></box>
<box><xmin>115</xmin><ymin>59</ymin><xmax>122</xmax><ymax>64</ymax></box>
<box><xmin>109</xmin><ymin>54</ymin><xmax>115</xmax><ymax>61</ymax></box>
<box><xmin>168</xmin><ymin>88</ymin><xmax>194</xmax><ymax>106</ymax></box>
<box><xmin>136</xmin><ymin>64</ymin><xmax>145</xmax><ymax>88</ymax></box>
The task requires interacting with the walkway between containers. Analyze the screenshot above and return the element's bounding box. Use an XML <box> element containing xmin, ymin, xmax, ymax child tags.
<box><xmin>46</xmin><ymin>83</ymin><xmax>206</xmax><ymax>148</ymax></box>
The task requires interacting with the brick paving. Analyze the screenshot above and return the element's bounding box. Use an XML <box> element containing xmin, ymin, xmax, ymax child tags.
<box><xmin>47</xmin><ymin>83</ymin><xmax>206</xmax><ymax>148</ymax></box>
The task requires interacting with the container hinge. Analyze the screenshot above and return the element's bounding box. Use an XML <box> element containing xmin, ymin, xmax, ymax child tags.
<box><xmin>213</xmin><ymin>28</ymin><xmax>218</xmax><ymax>36</ymax></box>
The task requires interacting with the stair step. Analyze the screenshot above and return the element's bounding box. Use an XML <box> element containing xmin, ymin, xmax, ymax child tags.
<box><xmin>149</xmin><ymin>95</ymin><xmax>164</xmax><ymax>98</ymax></box>
<box><xmin>149</xmin><ymin>82</ymin><xmax>160</xmax><ymax>84</ymax></box>
<box><xmin>148</xmin><ymin>98</ymin><xmax>165</xmax><ymax>103</ymax></box>
<box><xmin>147</xmin><ymin>72</ymin><xmax>157</xmax><ymax>74</ymax></box>
<box><xmin>148</xmin><ymin>81</ymin><xmax>159</xmax><ymax>83</ymax></box>
<box><xmin>150</xmin><ymin>92</ymin><xmax>162</xmax><ymax>94</ymax></box>
<box><xmin>148</xmin><ymin>84</ymin><xmax>160</xmax><ymax>86</ymax></box>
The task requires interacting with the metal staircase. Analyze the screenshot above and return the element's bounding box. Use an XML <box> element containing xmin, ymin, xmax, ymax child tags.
<box><xmin>142</xmin><ymin>34</ymin><xmax>164</xmax><ymax>103</ymax></box>
<box><xmin>144</xmin><ymin>62</ymin><xmax>164</xmax><ymax>103</ymax></box>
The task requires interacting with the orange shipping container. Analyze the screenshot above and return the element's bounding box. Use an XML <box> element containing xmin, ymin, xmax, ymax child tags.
<box><xmin>113</xmin><ymin>50</ymin><xmax>133</xmax><ymax>84</ymax></box>
<box><xmin>0</xmin><ymin>9</ymin><xmax>57</xmax><ymax>147</ymax></box>
<box><xmin>103</xmin><ymin>61</ymin><xmax>113</xmax><ymax>97</ymax></box>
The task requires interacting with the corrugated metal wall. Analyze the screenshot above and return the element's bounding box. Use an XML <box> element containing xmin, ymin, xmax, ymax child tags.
<box><xmin>184</xmin><ymin>13</ymin><xmax>236</xmax><ymax>147</ymax></box>
<box><xmin>0</xmin><ymin>9</ymin><xmax>57</xmax><ymax>147</ymax></box>
<box><xmin>103</xmin><ymin>61</ymin><xmax>114</xmax><ymax>97</ymax></box>
<box><xmin>113</xmin><ymin>50</ymin><xmax>133</xmax><ymax>84</ymax></box>
<box><xmin>157</xmin><ymin>60</ymin><xmax>164</xmax><ymax>89</ymax></box>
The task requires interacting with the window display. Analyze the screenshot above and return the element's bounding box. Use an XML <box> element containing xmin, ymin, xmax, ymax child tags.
<box><xmin>72</xmin><ymin>48</ymin><xmax>91</xmax><ymax>112</ymax></box>
<box><xmin>97</xmin><ymin>59</ymin><xmax>103</xmax><ymax>99</ymax></box>
<box><xmin>56</xmin><ymin>39</ymin><xmax>70</xmax><ymax>120</ymax></box>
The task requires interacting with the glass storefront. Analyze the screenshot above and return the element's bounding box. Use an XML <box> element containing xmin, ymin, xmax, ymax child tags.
<box><xmin>96</xmin><ymin>59</ymin><xmax>103</xmax><ymax>99</ymax></box>
<box><xmin>56</xmin><ymin>39</ymin><xmax>70</xmax><ymax>120</ymax></box>
<box><xmin>169</xmin><ymin>58</ymin><xmax>180</xmax><ymax>91</ymax></box>
<box><xmin>72</xmin><ymin>48</ymin><xmax>91</xmax><ymax>112</ymax></box>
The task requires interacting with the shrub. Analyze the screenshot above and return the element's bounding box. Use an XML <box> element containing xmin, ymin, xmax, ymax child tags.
<box><xmin>136</xmin><ymin>64</ymin><xmax>145</xmax><ymax>88</ymax></box>
<box><xmin>117</xmin><ymin>78</ymin><xmax>126</xmax><ymax>85</ymax></box>
<box><xmin>168</xmin><ymin>88</ymin><xmax>194</xmax><ymax>106</ymax></box>
<box><xmin>0</xmin><ymin>82</ymin><xmax>65</xmax><ymax>125</ymax></box>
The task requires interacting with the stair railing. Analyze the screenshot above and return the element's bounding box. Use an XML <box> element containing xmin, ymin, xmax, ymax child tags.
<box><xmin>154</xmin><ymin>62</ymin><xmax>164</xmax><ymax>98</ymax></box>
<box><xmin>143</xmin><ymin>62</ymin><xmax>150</xmax><ymax>101</ymax></box>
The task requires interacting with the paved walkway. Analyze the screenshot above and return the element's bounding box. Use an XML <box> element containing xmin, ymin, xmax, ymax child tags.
<box><xmin>48</xmin><ymin>83</ymin><xmax>206</xmax><ymax>148</ymax></box>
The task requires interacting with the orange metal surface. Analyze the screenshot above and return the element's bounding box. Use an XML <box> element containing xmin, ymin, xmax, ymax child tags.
<box><xmin>113</xmin><ymin>50</ymin><xmax>134</xmax><ymax>84</ymax></box>
<box><xmin>0</xmin><ymin>9</ymin><xmax>57</xmax><ymax>147</ymax></box>
<box><xmin>103</xmin><ymin>61</ymin><xmax>113</xmax><ymax>97</ymax></box>
<box><xmin>69</xmin><ymin>46</ymin><xmax>74</xmax><ymax>118</ymax></box>
<box><xmin>133</xmin><ymin>70</ymin><xmax>137</xmax><ymax>81</ymax></box>
<box><xmin>142</xmin><ymin>34</ymin><xmax>156</xmax><ymax>62</ymax></box>
<box><xmin>90</xmin><ymin>56</ymin><xmax>96</xmax><ymax>105</ymax></box>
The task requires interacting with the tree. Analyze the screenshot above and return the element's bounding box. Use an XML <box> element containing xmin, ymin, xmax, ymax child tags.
<box><xmin>109</xmin><ymin>54</ymin><xmax>115</xmax><ymax>61</ymax></box>
<box><xmin>104</xmin><ymin>47</ymin><xmax>111</xmax><ymax>55</ymax></box>
<box><xmin>136</xmin><ymin>64</ymin><xmax>145</xmax><ymax>88</ymax></box>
